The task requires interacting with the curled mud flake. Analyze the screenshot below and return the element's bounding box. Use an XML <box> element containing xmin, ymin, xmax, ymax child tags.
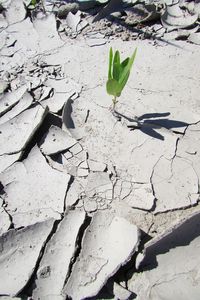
<box><xmin>153</xmin><ymin>156</ymin><xmax>199</xmax><ymax>212</ymax></box>
<box><xmin>0</xmin><ymin>146</ymin><xmax>70</xmax><ymax>227</ymax></box>
<box><xmin>33</xmin><ymin>14</ymin><xmax>64</xmax><ymax>53</ymax></box>
<box><xmin>0</xmin><ymin>85</ymin><xmax>27</xmax><ymax>117</ymax></box>
<box><xmin>63</xmin><ymin>211</ymin><xmax>140</xmax><ymax>300</ymax></box>
<box><xmin>0</xmin><ymin>104</ymin><xmax>48</xmax><ymax>156</ymax></box>
<box><xmin>33</xmin><ymin>211</ymin><xmax>86</xmax><ymax>299</ymax></box>
<box><xmin>0</xmin><ymin>206</ymin><xmax>10</xmax><ymax>236</ymax></box>
<box><xmin>66</xmin><ymin>11</ymin><xmax>81</xmax><ymax>33</ymax></box>
<box><xmin>65</xmin><ymin>178</ymin><xmax>85</xmax><ymax>207</ymax></box>
<box><xmin>0</xmin><ymin>92</ymin><xmax>33</xmax><ymax>125</ymax></box>
<box><xmin>161</xmin><ymin>2</ymin><xmax>198</xmax><ymax>30</ymax></box>
<box><xmin>128</xmin><ymin>211</ymin><xmax>200</xmax><ymax>299</ymax></box>
<box><xmin>83</xmin><ymin>197</ymin><xmax>98</xmax><ymax>213</ymax></box>
<box><xmin>0</xmin><ymin>152</ymin><xmax>21</xmax><ymax>174</ymax></box>
<box><xmin>88</xmin><ymin>159</ymin><xmax>107</xmax><ymax>172</ymax></box>
<box><xmin>40</xmin><ymin>125</ymin><xmax>77</xmax><ymax>156</ymax></box>
<box><xmin>5</xmin><ymin>0</ymin><xmax>26</xmax><ymax>25</ymax></box>
<box><xmin>0</xmin><ymin>218</ymin><xmax>55</xmax><ymax>296</ymax></box>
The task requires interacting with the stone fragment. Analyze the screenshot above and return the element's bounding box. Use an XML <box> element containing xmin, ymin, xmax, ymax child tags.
<box><xmin>0</xmin><ymin>153</ymin><xmax>21</xmax><ymax>174</ymax></box>
<box><xmin>41</xmin><ymin>78</ymin><xmax>81</xmax><ymax>113</ymax></box>
<box><xmin>5</xmin><ymin>0</ymin><xmax>26</xmax><ymax>25</ymax></box>
<box><xmin>0</xmin><ymin>146</ymin><xmax>70</xmax><ymax>227</ymax></box>
<box><xmin>45</xmin><ymin>78</ymin><xmax>81</xmax><ymax>94</ymax></box>
<box><xmin>113</xmin><ymin>282</ymin><xmax>133</xmax><ymax>300</ymax></box>
<box><xmin>0</xmin><ymin>218</ymin><xmax>55</xmax><ymax>296</ymax></box>
<box><xmin>0</xmin><ymin>80</ymin><xmax>8</xmax><ymax>94</ymax></box>
<box><xmin>161</xmin><ymin>2</ymin><xmax>198</xmax><ymax>30</ymax></box>
<box><xmin>33</xmin><ymin>210</ymin><xmax>86</xmax><ymax>300</ymax></box>
<box><xmin>69</xmin><ymin>143</ymin><xmax>83</xmax><ymax>156</ymax></box>
<box><xmin>93</xmin><ymin>0</ymin><xmax>123</xmax><ymax>22</ymax></box>
<box><xmin>153</xmin><ymin>156</ymin><xmax>199</xmax><ymax>212</ymax></box>
<box><xmin>57</xmin><ymin>3</ymin><xmax>79</xmax><ymax>18</ymax></box>
<box><xmin>41</xmin><ymin>93</ymin><xmax>70</xmax><ymax>114</ymax></box>
<box><xmin>38</xmin><ymin>86</ymin><xmax>52</xmax><ymax>102</ymax></box>
<box><xmin>65</xmin><ymin>178</ymin><xmax>85</xmax><ymax>207</ymax></box>
<box><xmin>66</xmin><ymin>11</ymin><xmax>81</xmax><ymax>32</ymax></box>
<box><xmin>86</xmin><ymin>32</ymin><xmax>107</xmax><ymax>47</ymax></box>
<box><xmin>128</xmin><ymin>211</ymin><xmax>200</xmax><ymax>299</ymax></box>
<box><xmin>77</xmin><ymin>160</ymin><xmax>88</xmax><ymax>170</ymax></box>
<box><xmin>40</xmin><ymin>125</ymin><xmax>77</xmax><ymax>155</ymax></box>
<box><xmin>46</xmin><ymin>143</ymin><xmax>88</xmax><ymax>177</ymax></box>
<box><xmin>0</xmin><ymin>92</ymin><xmax>33</xmax><ymax>125</ymax></box>
<box><xmin>124</xmin><ymin>4</ymin><xmax>159</xmax><ymax>26</ymax></box>
<box><xmin>77</xmin><ymin>167</ymin><xmax>89</xmax><ymax>177</ymax></box>
<box><xmin>88</xmin><ymin>159</ymin><xmax>106</xmax><ymax>172</ymax></box>
<box><xmin>63</xmin><ymin>211</ymin><xmax>140</xmax><ymax>300</ymax></box>
<box><xmin>83</xmin><ymin>172</ymin><xmax>113</xmax><ymax>210</ymax></box>
<box><xmin>63</xmin><ymin>151</ymin><xmax>73</xmax><ymax>159</ymax></box>
<box><xmin>77</xmin><ymin>19</ymin><xmax>88</xmax><ymax>32</ymax></box>
<box><xmin>83</xmin><ymin>197</ymin><xmax>98</xmax><ymax>213</ymax></box>
<box><xmin>77</xmin><ymin>159</ymin><xmax>89</xmax><ymax>177</ymax></box>
<box><xmin>86</xmin><ymin>172</ymin><xmax>113</xmax><ymax>198</ymax></box>
<box><xmin>162</xmin><ymin>24</ymin><xmax>199</xmax><ymax>40</ymax></box>
<box><xmin>0</xmin><ymin>105</ymin><xmax>48</xmax><ymax>156</ymax></box>
<box><xmin>114</xmin><ymin>180</ymin><xmax>155</xmax><ymax>211</ymax></box>
<box><xmin>62</xmin><ymin>98</ymin><xmax>85</xmax><ymax>140</ymax></box>
<box><xmin>0</xmin><ymin>204</ymin><xmax>10</xmax><ymax>236</ymax></box>
<box><xmin>0</xmin><ymin>85</ymin><xmax>27</xmax><ymax>116</ymax></box>
<box><xmin>6</xmin><ymin>18</ymin><xmax>39</xmax><ymax>59</ymax></box>
<box><xmin>33</xmin><ymin>14</ymin><xmax>64</xmax><ymax>53</ymax></box>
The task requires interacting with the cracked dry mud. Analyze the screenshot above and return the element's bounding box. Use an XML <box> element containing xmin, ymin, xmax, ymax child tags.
<box><xmin>0</xmin><ymin>1</ymin><xmax>200</xmax><ymax>299</ymax></box>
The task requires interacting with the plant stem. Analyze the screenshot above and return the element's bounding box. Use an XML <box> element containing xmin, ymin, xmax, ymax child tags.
<box><xmin>112</xmin><ymin>96</ymin><xmax>117</xmax><ymax>109</ymax></box>
<box><xmin>41</xmin><ymin>0</ymin><xmax>46</xmax><ymax>14</ymax></box>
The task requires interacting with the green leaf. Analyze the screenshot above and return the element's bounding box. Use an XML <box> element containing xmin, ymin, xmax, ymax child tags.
<box><xmin>119</xmin><ymin>70</ymin><xmax>130</xmax><ymax>93</ymax></box>
<box><xmin>108</xmin><ymin>47</ymin><xmax>113</xmax><ymax>80</ymax></box>
<box><xmin>119</xmin><ymin>48</ymin><xmax>137</xmax><ymax>87</ymax></box>
<box><xmin>113</xmin><ymin>50</ymin><xmax>122</xmax><ymax>81</ymax></box>
<box><xmin>106</xmin><ymin>79</ymin><xmax>121</xmax><ymax>97</ymax></box>
<box><xmin>29</xmin><ymin>0</ymin><xmax>37</xmax><ymax>6</ymax></box>
<box><xmin>106</xmin><ymin>47</ymin><xmax>137</xmax><ymax>100</ymax></box>
<box><xmin>121</xmin><ymin>57</ymin><xmax>129</xmax><ymax>69</ymax></box>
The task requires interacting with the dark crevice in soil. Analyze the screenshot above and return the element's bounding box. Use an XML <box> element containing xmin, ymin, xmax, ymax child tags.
<box><xmin>64</xmin><ymin>214</ymin><xmax>92</xmax><ymax>289</ymax></box>
<box><xmin>153</xmin><ymin>201</ymin><xmax>200</xmax><ymax>215</ymax></box>
<box><xmin>4</xmin><ymin>207</ymin><xmax>14</xmax><ymax>229</ymax></box>
<box><xmin>84</xmin><ymin>109</ymin><xmax>90</xmax><ymax>123</ymax></box>
<box><xmin>89</xmin><ymin>229</ymin><xmax>151</xmax><ymax>299</ymax></box>
<box><xmin>63</xmin><ymin>175</ymin><xmax>75</xmax><ymax>212</ymax></box>
<box><xmin>0</xmin><ymin>100</ymin><xmax>20</xmax><ymax>118</ymax></box>
<box><xmin>0</xmin><ymin>183</ymin><xmax>5</xmax><ymax>196</ymax></box>
<box><xmin>0</xmin><ymin>189</ymin><xmax>14</xmax><ymax>228</ymax></box>
<box><xmin>18</xmin><ymin>218</ymin><xmax>61</xmax><ymax>298</ymax></box>
<box><xmin>115</xmin><ymin>230</ymin><xmax>152</xmax><ymax>290</ymax></box>
<box><xmin>20</xmin><ymin>111</ymin><xmax>61</xmax><ymax>161</ymax></box>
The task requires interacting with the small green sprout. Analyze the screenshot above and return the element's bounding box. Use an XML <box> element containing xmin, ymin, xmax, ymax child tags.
<box><xmin>27</xmin><ymin>0</ymin><xmax>46</xmax><ymax>13</ymax></box>
<box><xmin>28</xmin><ymin>0</ymin><xmax>37</xmax><ymax>8</ymax></box>
<box><xmin>106</xmin><ymin>47</ymin><xmax>137</xmax><ymax>109</ymax></box>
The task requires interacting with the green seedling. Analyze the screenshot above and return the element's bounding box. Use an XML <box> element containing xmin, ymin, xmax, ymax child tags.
<box><xmin>28</xmin><ymin>0</ymin><xmax>37</xmax><ymax>8</ymax></box>
<box><xmin>27</xmin><ymin>0</ymin><xmax>46</xmax><ymax>13</ymax></box>
<box><xmin>106</xmin><ymin>47</ymin><xmax>137</xmax><ymax>109</ymax></box>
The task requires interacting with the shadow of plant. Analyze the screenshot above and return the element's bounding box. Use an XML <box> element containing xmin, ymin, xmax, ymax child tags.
<box><xmin>114</xmin><ymin>111</ymin><xmax>188</xmax><ymax>140</ymax></box>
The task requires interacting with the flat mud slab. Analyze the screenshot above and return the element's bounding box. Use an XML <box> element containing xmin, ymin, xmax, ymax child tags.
<box><xmin>0</xmin><ymin>1</ymin><xmax>200</xmax><ymax>299</ymax></box>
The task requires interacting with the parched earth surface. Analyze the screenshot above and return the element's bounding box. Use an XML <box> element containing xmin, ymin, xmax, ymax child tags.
<box><xmin>0</xmin><ymin>1</ymin><xmax>200</xmax><ymax>299</ymax></box>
